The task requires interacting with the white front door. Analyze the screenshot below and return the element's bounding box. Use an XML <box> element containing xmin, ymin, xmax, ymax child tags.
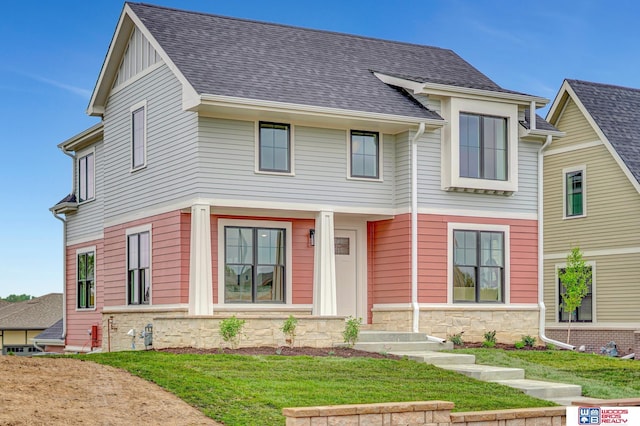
<box><xmin>335</xmin><ymin>229</ymin><xmax>357</xmax><ymax>317</ymax></box>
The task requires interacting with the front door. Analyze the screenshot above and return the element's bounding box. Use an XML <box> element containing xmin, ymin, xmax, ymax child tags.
<box><xmin>335</xmin><ymin>230</ymin><xmax>357</xmax><ymax>317</ymax></box>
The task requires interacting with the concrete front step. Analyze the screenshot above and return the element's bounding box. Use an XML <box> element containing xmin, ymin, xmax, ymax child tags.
<box><xmin>358</xmin><ymin>331</ymin><xmax>442</xmax><ymax>343</ymax></box>
<box><xmin>354</xmin><ymin>341</ymin><xmax>452</xmax><ymax>353</ymax></box>
<box><xmin>494</xmin><ymin>379</ymin><xmax>582</xmax><ymax>399</ymax></box>
<box><xmin>388</xmin><ymin>350</ymin><xmax>476</xmax><ymax>365</ymax></box>
<box><xmin>438</xmin><ymin>364</ymin><xmax>525</xmax><ymax>381</ymax></box>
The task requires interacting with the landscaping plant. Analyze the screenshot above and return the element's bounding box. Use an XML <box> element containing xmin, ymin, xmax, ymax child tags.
<box><xmin>482</xmin><ymin>330</ymin><xmax>497</xmax><ymax>348</ymax></box>
<box><xmin>280</xmin><ymin>315</ymin><xmax>298</xmax><ymax>347</ymax></box>
<box><xmin>558</xmin><ymin>247</ymin><xmax>591</xmax><ymax>345</ymax></box>
<box><xmin>343</xmin><ymin>316</ymin><xmax>362</xmax><ymax>347</ymax></box>
<box><xmin>447</xmin><ymin>331</ymin><xmax>465</xmax><ymax>346</ymax></box>
<box><xmin>219</xmin><ymin>315</ymin><xmax>246</xmax><ymax>349</ymax></box>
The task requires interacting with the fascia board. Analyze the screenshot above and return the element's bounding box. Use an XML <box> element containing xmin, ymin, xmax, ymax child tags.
<box><xmin>57</xmin><ymin>122</ymin><xmax>104</xmax><ymax>151</ymax></box>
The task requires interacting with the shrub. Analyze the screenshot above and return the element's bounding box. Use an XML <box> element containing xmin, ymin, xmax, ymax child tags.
<box><xmin>343</xmin><ymin>316</ymin><xmax>362</xmax><ymax>347</ymax></box>
<box><xmin>514</xmin><ymin>341</ymin><xmax>525</xmax><ymax>349</ymax></box>
<box><xmin>521</xmin><ymin>335</ymin><xmax>536</xmax><ymax>348</ymax></box>
<box><xmin>482</xmin><ymin>330</ymin><xmax>497</xmax><ymax>348</ymax></box>
<box><xmin>219</xmin><ymin>315</ymin><xmax>246</xmax><ymax>349</ymax></box>
<box><xmin>448</xmin><ymin>331</ymin><xmax>465</xmax><ymax>346</ymax></box>
<box><xmin>280</xmin><ymin>315</ymin><xmax>298</xmax><ymax>347</ymax></box>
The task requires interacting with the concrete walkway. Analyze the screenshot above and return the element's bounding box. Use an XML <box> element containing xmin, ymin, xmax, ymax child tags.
<box><xmin>354</xmin><ymin>331</ymin><xmax>598</xmax><ymax>406</ymax></box>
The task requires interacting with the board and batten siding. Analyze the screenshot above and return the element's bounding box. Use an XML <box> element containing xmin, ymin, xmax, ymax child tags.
<box><xmin>103</xmin><ymin>64</ymin><xmax>198</xmax><ymax>222</ymax></box>
<box><xmin>66</xmin><ymin>140</ymin><xmax>104</xmax><ymax>244</ymax></box>
<box><xmin>197</xmin><ymin>117</ymin><xmax>396</xmax><ymax>208</ymax></box>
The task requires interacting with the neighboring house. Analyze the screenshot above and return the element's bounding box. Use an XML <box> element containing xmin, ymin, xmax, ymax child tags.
<box><xmin>33</xmin><ymin>319</ymin><xmax>65</xmax><ymax>353</ymax></box>
<box><xmin>51</xmin><ymin>3</ymin><xmax>562</xmax><ymax>352</ymax></box>
<box><xmin>0</xmin><ymin>293</ymin><xmax>63</xmax><ymax>355</ymax></box>
<box><xmin>544</xmin><ymin>79</ymin><xmax>640</xmax><ymax>355</ymax></box>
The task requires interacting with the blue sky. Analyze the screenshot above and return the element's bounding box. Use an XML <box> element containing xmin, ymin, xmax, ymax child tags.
<box><xmin>1</xmin><ymin>1</ymin><xmax>638</xmax><ymax>298</ymax></box>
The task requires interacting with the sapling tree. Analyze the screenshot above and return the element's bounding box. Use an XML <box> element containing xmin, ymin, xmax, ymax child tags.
<box><xmin>558</xmin><ymin>247</ymin><xmax>591</xmax><ymax>345</ymax></box>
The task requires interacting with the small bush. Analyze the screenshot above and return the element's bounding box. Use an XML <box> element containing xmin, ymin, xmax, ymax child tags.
<box><xmin>448</xmin><ymin>331</ymin><xmax>465</xmax><ymax>346</ymax></box>
<box><xmin>521</xmin><ymin>335</ymin><xmax>536</xmax><ymax>348</ymax></box>
<box><xmin>343</xmin><ymin>316</ymin><xmax>362</xmax><ymax>347</ymax></box>
<box><xmin>280</xmin><ymin>315</ymin><xmax>298</xmax><ymax>347</ymax></box>
<box><xmin>514</xmin><ymin>341</ymin><xmax>525</xmax><ymax>349</ymax></box>
<box><xmin>482</xmin><ymin>330</ymin><xmax>497</xmax><ymax>348</ymax></box>
<box><xmin>219</xmin><ymin>315</ymin><xmax>246</xmax><ymax>349</ymax></box>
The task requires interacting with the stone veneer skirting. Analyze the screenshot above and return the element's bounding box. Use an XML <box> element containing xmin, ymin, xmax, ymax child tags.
<box><xmin>283</xmin><ymin>401</ymin><xmax>566</xmax><ymax>426</ymax></box>
<box><xmin>371</xmin><ymin>306</ymin><xmax>540</xmax><ymax>343</ymax></box>
<box><xmin>102</xmin><ymin>309</ymin><xmax>346</xmax><ymax>351</ymax></box>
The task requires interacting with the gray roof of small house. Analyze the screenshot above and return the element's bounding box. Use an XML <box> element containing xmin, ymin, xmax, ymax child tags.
<box><xmin>127</xmin><ymin>3</ymin><xmax>539</xmax><ymax>121</ymax></box>
<box><xmin>0</xmin><ymin>293</ymin><xmax>63</xmax><ymax>330</ymax></box>
<box><xmin>521</xmin><ymin>109</ymin><xmax>560</xmax><ymax>133</ymax></box>
<box><xmin>34</xmin><ymin>319</ymin><xmax>64</xmax><ymax>341</ymax></box>
<box><xmin>566</xmin><ymin>79</ymin><xmax>640</xmax><ymax>184</ymax></box>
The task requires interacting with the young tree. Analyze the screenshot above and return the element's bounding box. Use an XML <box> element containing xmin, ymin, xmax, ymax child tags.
<box><xmin>558</xmin><ymin>247</ymin><xmax>591</xmax><ymax>345</ymax></box>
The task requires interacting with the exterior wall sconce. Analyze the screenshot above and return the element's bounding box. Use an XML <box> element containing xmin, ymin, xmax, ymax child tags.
<box><xmin>309</xmin><ymin>229</ymin><xmax>315</xmax><ymax>246</ymax></box>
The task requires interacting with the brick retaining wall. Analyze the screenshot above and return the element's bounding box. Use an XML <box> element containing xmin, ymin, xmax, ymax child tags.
<box><xmin>546</xmin><ymin>327</ymin><xmax>638</xmax><ymax>355</ymax></box>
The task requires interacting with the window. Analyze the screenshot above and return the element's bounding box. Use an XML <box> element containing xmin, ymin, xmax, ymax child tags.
<box><xmin>460</xmin><ymin>113</ymin><xmax>507</xmax><ymax>181</ymax></box>
<box><xmin>77</xmin><ymin>250</ymin><xmax>95</xmax><ymax>309</ymax></box>
<box><xmin>78</xmin><ymin>152</ymin><xmax>95</xmax><ymax>202</ymax></box>
<box><xmin>558</xmin><ymin>265</ymin><xmax>593</xmax><ymax>322</ymax></box>
<box><xmin>131</xmin><ymin>102</ymin><xmax>146</xmax><ymax>170</ymax></box>
<box><xmin>453</xmin><ymin>230</ymin><xmax>504</xmax><ymax>303</ymax></box>
<box><xmin>259</xmin><ymin>122</ymin><xmax>290</xmax><ymax>173</ymax></box>
<box><xmin>224</xmin><ymin>226</ymin><xmax>285</xmax><ymax>303</ymax></box>
<box><xmin>350</xmin><ymin>130</ymin><xmax>380</xmax><ymax>179</ymax></box>
<box><xmin>564</xmin><ymin>167</ymin><xmax>586</xmax><ymax>218</ymax></box>
<box><xmin>127</xmin><ymin>231</ymin><xmax>150</xmax><ymax>305</ymax></box>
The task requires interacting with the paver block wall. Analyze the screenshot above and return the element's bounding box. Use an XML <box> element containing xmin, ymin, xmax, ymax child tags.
<box><xmin>546</xmin><ymin>327</ymin><xmax>638</xmax><ymax>355</ymax></box>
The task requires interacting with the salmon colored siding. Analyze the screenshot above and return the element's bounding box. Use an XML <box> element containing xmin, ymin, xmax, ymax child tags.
<box><xmin>212</xmin><ymin>215</ymin><xmax>315</xmax><ymax>305</ymax></box>
<box><xmin>65</xmin><ymin>239</ymin><xmax>103</xmax><ymax>349</ymax></box>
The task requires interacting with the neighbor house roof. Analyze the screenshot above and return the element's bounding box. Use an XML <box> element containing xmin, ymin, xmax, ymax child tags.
<box><xmin>0</xmin><ymin>293</ymin><xmax>63</xmax><ymax>330</ymax></box>
<box><xmin>34</xmin><ymin>319</ymin><xmax>64</xmax><ymax>342</ymax></box>
<box><xmin>92</xmin><ymin>3</ymin><xmax>547</xmax><ymax>122</ymax></box>
<box><xmin>564</xmin><ymin>79</ymin><xmax>640</xmax><ymax>184</ymax></box>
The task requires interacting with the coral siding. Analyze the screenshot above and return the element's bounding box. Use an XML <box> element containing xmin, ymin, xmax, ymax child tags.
<box><xmin>212</xmin><ymin>215</ymin><xmax>315</xmax><ymax>305</ymax></box>
<box><xmin>65</xmin><ymin>239</ymin><xmax>103</xmax><ymax>349</ymax></box>
<box><xmin>418</xmin><ymin>215</ymin><xmax>538</xmax><ymax>304</ymax></box>
<box><xmin>103</xmin><ymin>210</ymin><xmax>190</xmax><ymax>307</ymax></box>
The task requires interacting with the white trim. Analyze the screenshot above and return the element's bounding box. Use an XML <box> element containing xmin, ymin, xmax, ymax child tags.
<box><xmin>347</xmin><ymin>130</ymin><xmax>384</xmax><ymax>181</ymax></box>
<box><xmin>75</xmin><ymin>246</ymin><xmax>97</xmax><ymax>312</ymax></box>
<box><xmin>213</xmin><ymin>304</ymin><xmax>313</xmax><ymax>312</ymax></box>
<box><xmin>58</xmin><ymin>122</ymin><xmax>103</xmax><ymax>151</ymax></box>
<box><xmin>67</xmin><ymin>233</ymin><xmax>104</xmax><ymax>247</ymax></box>
<box><xmin>334</xmin><ymin>217</ymin><xmax>369</xmax><ymax>321</ymax></box>
<box><xmin>76</xmin><ymin>147</ymin><xmax>96</xmax><ymax>205</ymax></box>
<box><xmin>554</xmin><ymin>260</ymin><xmax>596</xmax><ymax>323</ymax></box>
<box><xmin>543</xmin><ymin>140</ymin><xmax>603</xmax><ymax>157</ymax></box>
<box><xmin>102</xmin><ymin>304</ymin><xmax>187</xmax><ymax>314</ymax></box>
<box><xmin>189</xmin><ymin>204</ymin><xmax>213</xmax><ymax>315</ymax></box>
<box><xmin>217</xmin><ymin>218</ymin><xmax>293</xmax><ymax>306</ymax></box>
<box><xmin>562</xmin><ymin>164</ymin><xmax>587</xmax><ymax>220</ymax></box>
<box><xmin>544</xmin><ymin>246</ymin><xmax>640</xmax><ymax>260</ymax></box>
<box><xmin>372</xmin><ymin>303</ymin><xmax>539</xmax><ymax>311</ymax></box>
<box><xmin>130</xmin><ymin>100</ymin><xmax>148</xmax><ymax>172</ymax></box>
<box><xmin>254</xmin><ymin>121</ymin><xmax>295</xmax><ymax>176</ymax></box>
<box><xmin>418</xmin><ymin>207</ymin><xmax>537</xmax><ymax>221</ymax></box>
<box><xmin>110</xmin><ymin>61</ymin><xmax>164</xmax><ymax>97</ymax></box>
<box><xmin>125</xmin><ymin>223</ymin><xmax>153</xmax><ymax>306</ymax></box>
<box><xmin>447</xmin><ymin>222</ymin><xmax>511</xmax><ymax>304</ymax></box>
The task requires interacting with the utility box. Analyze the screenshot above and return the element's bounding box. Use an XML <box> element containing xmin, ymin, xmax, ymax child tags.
<box><xmin>144</xmin><ymin>323</ymin><xmax>153</xmax><ymax>348</ymax></box>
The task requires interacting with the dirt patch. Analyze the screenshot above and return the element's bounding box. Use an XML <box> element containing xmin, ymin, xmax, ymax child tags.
<box><xmin>160</xmin><ymin>345</ymin><xmax>401</xmax><ymax>359</ymax></box>
<box><xmin>0</xmin><ymin>355</ymin><xmax>219</xmax><ymax>425</ymax></box>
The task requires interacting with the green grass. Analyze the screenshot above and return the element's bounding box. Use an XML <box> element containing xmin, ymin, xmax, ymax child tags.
<box><xmin>76</xmin><ymin>351</ymin><xmax>554</xmax><ymax>425</ymax></box>
<box><xmin>451</xmin><ymin>349</ymin><xmax>640</xmax><ymax>399</ymax></box>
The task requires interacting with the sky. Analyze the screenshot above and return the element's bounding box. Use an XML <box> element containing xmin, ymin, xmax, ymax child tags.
<box><xmin>1</xmin><ymin>0</ymin><xmax>639</xmax><ymax>298</ymax></box>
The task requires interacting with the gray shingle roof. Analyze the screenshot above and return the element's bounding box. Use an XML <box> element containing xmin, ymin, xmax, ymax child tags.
<box><xmin>127</xmin><ymin>3</ymin><xmax>535</xmax><ymax>120</ymax></box>
<box><xmin>34</xmin><ymin>319</ymin><xmax>64</xmax><ymax>341</ymax></box>
<box><xmin>567</xmin><ymin>79</ymin><xmax>640</xmax><ymax>184</ymax></box>
<box><xmin>521</xmin><ymin>109</ymin><xmax>560</xmax><ymax>132</ymax></box>
<box><xmin>0</xmin><ymin>293</ymin><xmax>62</xmax><ymax>330</ymax></box>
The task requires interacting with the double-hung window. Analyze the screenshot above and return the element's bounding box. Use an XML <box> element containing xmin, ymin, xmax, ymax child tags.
<box><xmin>77</xmin><ymin>250</ymin><xmax>95</xmax><ymax>309</ymax></box>
<box><xmin>259</xmin><ymin>122</ymin><xmax>290</xmax><ymax>173</ymax></box>
<box><xmin>564</xmin><ymin>167</ymin><xmax>585</xmax><ymax>218</ymax></box>
<box><xmin>558</xmin><ymin>265</ymin><xmax>593</xmax><ymax>322</ymax></box>
<box><xmin>131</xmin><ymin>102</ymin><xmax>146</xmax><ymax>170</ymax></box>
<box><xmin>350</xmin><ymin>130</ymin><xmax>380</xmax><ymax>179</ymax></box>
<box><xmin>127</xmin><ymin>231</ymin><xmax>150</xmax><ymax>305</ymax></box>
<box><xmin>453</xmin><ymin>230</ymin><xmax>504</xmax><ymax>303</ymax></box>
<box><xmin>78</xmin><ymin>152</ymin><xmax>94</xmax><ymax>202</ymax></box>
<box><xmin>460</xmin><ymin>113</ymin><xmax>507</xmax><ymax>181</ymax></box>
<box><xmin>224</xmin><ymin>226</ymin><xmax>285</xmax><ymax>303</ymax></box>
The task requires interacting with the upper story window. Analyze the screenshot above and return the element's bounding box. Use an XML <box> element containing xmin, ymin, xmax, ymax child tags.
<box><xmin>350</xmin><ymin>130</ymin><xmax>380</xmax><ymax>179</ymax></box>
<box><xmin>460</xmin><ymin>113</ymin><xmax>507</xmax><ymax>181</ymax></box>
<box><xmin>77</xmin><ymin>249</ymin><xmax>95</xmax><ymax>309</ymax></box>
<box><xmin>127</xmin><ymin>229</ymin><xmax>150</xmax><ymax>305</ymax></box>
<box><xmin>564</xmin><ymin>166</ymin><xmax>586</xmax><ymax>218</ymax></box>
<box><xmin>78</xmin><ymin>152</ymin><xmax>95</xmax><ymax>203</ymax></box>
<box><xmin>131</xmin><ymin>101</ymin><xmax>147</xmax><ymax>170</ymax></box>
<box><xmin>258</xmin><ymin>122</ymin><xmax>291</xmax><ymax>173</ymax></box>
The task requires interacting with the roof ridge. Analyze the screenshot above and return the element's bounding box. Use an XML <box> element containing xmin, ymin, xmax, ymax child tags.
<box><xmin>568</xmin><ymin>78</ymin><xmax>640</xmax><ymax>93</ymax></box>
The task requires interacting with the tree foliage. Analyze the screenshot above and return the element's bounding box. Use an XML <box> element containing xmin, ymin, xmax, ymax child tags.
<box><xmin>1</xmin><ymin>294</ymin><xmax>32</xmax><ymax>303</ymax></box>
<box><xmin>558</xmin><ymin>247</ymin><xmax>591</xmax><ymax>345</ymax></box>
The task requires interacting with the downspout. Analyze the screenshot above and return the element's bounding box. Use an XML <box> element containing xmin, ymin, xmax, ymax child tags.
<box><xmin>411</xmin><ymin>123</ymin><xmax>426</xmax><ymax>333</ymax></box>
<box><xmin>538</xmin><ymin>134</ymin><xmax>574</xmax><ymax>350</ymax></box>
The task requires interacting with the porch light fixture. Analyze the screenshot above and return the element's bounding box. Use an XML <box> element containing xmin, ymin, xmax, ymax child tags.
<box><xmin>309</xmin><ymin>229</ymin><xmax>315</xmax><ymax>246</ymax></box>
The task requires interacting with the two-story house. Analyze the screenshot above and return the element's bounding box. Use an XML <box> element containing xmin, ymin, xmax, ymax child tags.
<box><xmin>543</xmin><ymin>79</ymin><xmax>640</xmax><ymax>355</ymax></box>
<box><xmin>51</xmin><ymin>3</ymin><xmax>562</xmax><ymax>352</ymax></box>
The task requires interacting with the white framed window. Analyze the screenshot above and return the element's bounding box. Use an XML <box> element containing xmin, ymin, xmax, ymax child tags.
<box><xmin>126</xmin><ymin>224</ymin><xmax>152</xmax><ymax>305</ymax></box>
<box><xmin>555</xmin><ymin>261</ymin><xmax>595</xmax><ymax>323</ymax></box>
<box><xmin>448</xmin><ymin>222</ymin><xmax>510</xmax><ymax>304</ymax></box>
<box><xmin>130</xmin><ymin>100</ymin><xmax>147</xmax><ymax>171</ymax></box>
<box><xmin>218</xmin><ymin>219</ymin><xmax>293</xmax><ymax>305</ymax></box>
<box><xmin>77</xmin><ymin>149</ymin><xmax>95</xmax><ymax>203</ymax></box>
<box><xmin>76</xmin><ymin>246</ymin><xmax>96</xmax><ymax>310</ymax></box>
<box><xmin>562</xmin><ymin>165</ymin><xmax>586</xmax><ymax>219</ymax></box>
<box><xmin>255</xmin><ymin>121</ymin><xmax>294</xmax><ymax>175</ymax></box>
<box><xmin>348</xmin><ymin>130</ymin><xmax>383</xmax><ymax>180</ymax></box>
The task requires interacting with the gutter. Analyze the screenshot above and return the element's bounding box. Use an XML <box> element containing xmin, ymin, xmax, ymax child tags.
<box><xmin>410</xmin><ymin>123</ymin><xmax>426</xmax><ymax>333</ymax></box>
<box><xmin>537</xmin><ymin>134</ymin><xmax>574</xmax><ymax>350</ymax></box>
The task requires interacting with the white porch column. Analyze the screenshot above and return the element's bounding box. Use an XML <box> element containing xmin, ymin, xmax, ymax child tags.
<box><xmin>188</xmin><ymin>203</ymin><xmax>213</xmax><ymax>315</ymax></box>
<box><xmin>313</xmin><ymin>210</ymin><xmax>337</xmax><ymax>315</ymax></box>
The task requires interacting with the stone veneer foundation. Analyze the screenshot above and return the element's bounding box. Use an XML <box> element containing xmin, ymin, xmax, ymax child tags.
<box><xmin>371</xmin><ymin>306</ymin><xmax>540</xmax><ymax>343</ymax></box>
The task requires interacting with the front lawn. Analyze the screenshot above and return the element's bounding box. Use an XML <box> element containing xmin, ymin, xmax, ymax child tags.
<box><xmin>79</xmin><ymin>351</ymin><xmax>554</xmax><ymax>425</ymax></box>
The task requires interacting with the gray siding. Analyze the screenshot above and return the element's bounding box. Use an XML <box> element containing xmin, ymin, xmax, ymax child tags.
<box><xmin>197</xmin><ymin>118</ymin><xmax>396</xmax><ymax>208</ymax></box>
<box><xmin>103</xmin><ymin>65</ymin><xmax>198</xmax><ymax>221</ymax></box>
<box><xmin>394</xmin><ymin>131</ymin><xmax>411</xmax><ymax>208</ymax></box>
<box><xmin>67</xmin><ymin>141</ymin><xmax>104</xmax><ymax>242</ymax></box>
